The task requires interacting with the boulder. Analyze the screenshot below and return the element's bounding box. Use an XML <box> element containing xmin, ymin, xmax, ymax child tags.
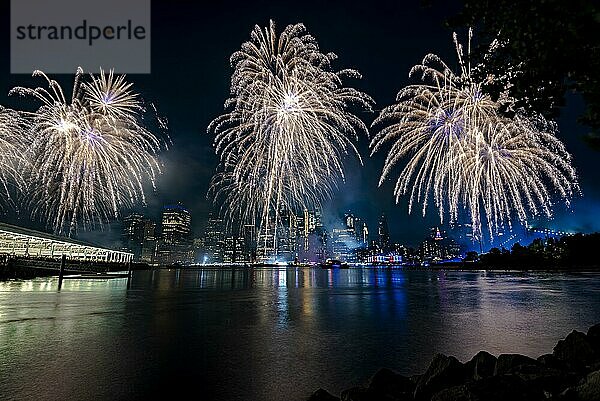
<box><xmin>574</xmin><ymin>369</ymin><xmax>600</xmax><ymax>401</ymax></box>
<box><xmin>409</xmin><ymin>374</ymin><xmax>422</xmax><ymax>385</ymax></box>
<box><xmin>433</xmin><ymin>375</ymin><xmax>545</xmax><ymax>401</ymax></box>
<box><xmin>430</xmin><ymin>385</ymin><xmax>471</xmax><ymax>401</ymax></box>
<box><xmin>368</xmin><ymin>368</ymin><xmax>415</xmax><ymax>400</ymax></box>
<box><xmin>587</xmin><ymin>323</ymin><xmax>600</xmax><ymax>354</ymax></box>
<box><xmin>516</xmin><ymin>367</ymin><xmax>579</xmax><ymax>397</ymax></box>
<box><xmin>469</xmin><ymin>375</ymin><xmax>546</xmax><ymax>400</ymax></box>
<box><xmin>494</xmin><ymin>354</ymin><xmax>539</xmax><ymax>376</ymax></box>
<box><xmin>553</xmin><ymin>330</ymin><xmax>597</xmax><ymax>371</ymax></box>
<box><xmin>537</xmin><ymin>353</ymin><xmax>565</xmax><ymax>370</ymax></box>
<box><xmin>308</xmin><ymin>389</ymin><xmax>340</xmax><ymax>401</ymax></box>
<box><xmin>413</xmin><ymin>354</ymin><xmax>465</xmax><ymax>400</ymax></box>
<box><xmin>464</xmin><ymin>351</ymin><xmax>497</xmax><ymax>381</ymax></box>
<box><xmin>588</xmin><ymin>324</ymin><xmax>600</xmax><ymax>340</ymax></box>
<box><xmin>340</xmin><ymin>387</ymin><xmax>370</xmax><ymax>401</ymax></box>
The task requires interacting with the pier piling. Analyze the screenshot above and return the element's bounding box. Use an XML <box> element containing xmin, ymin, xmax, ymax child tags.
<box><xmin>58</xmin><ymin>254</ymin><xmax>66</xmax><ymax>290</ymax></box>
<box><xmin>126</xmin><ymin>261</ymin><xmax>132</xmax><ymax>288</ymax></box>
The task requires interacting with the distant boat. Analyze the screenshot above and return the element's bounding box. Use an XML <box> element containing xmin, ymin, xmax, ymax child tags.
<box><xmin>320</xmin><ymin>259</ymin><xmax>349</xmax><ymax>269</ymax></box>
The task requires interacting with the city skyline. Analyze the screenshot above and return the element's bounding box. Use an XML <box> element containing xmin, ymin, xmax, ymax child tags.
<box><xmin>120</xmin><ymin>202</ymin><xmax>570</xmax><ymax>266</ymax></box>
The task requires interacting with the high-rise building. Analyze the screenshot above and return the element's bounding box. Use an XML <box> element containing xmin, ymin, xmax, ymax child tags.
<box><xmin>156</xmin><ymin>203</ymin><xmax>193</xmax><ymax>265</ymax></box>
<box><xmin>295</xmin><ymin>208</ymin><xmax>328</xmax><ymax>263</ymax></box>
<box><xmin>377</xmin><ymin>213</ymin><xmax>391</xmax><ymax>251</ymax></box>
<box><xmin>140</xmin><ymin>219</ymin><xmax>157</xmax><ymax>263</ymax></box>
<box><xmin>255</xmin><ymin>207</ymin><xmax>300</xmax><ymax>262</ymax></box>
<box><xmin>349</xmin><ymin>214</ymin><xmax>369</xmax><ymax>248</ymax></box>
<box><xmin>122</xmin><ymin>213</ymin><xmax>157</xmax><ymax>263</ymax></box>
<box><xmin>276</xmin><ymin>208</ymin><xmax>297</xmax><ymax>261</ymax></box>
<box><xmin>256</xmin><ymin>216</ymin><xmax>276</xmax><ymax>261</ymax></box>
<box><xmin>331</xmin><ymin>227</ymin><xmax>357</xmax><ymax>262</ymax></box>
<box><xmin>419</xmin><ymin>226</ymin><xmax>463</xmax><ymax>261</ymax></box>
<box><xmin>203</xmin><ymin>213</ymin><xmax>224</xmax><ymax>263</ymax></box>
<box><xmin>344</xmin><ymin>213</ymin><xmax>355</xmax><ymax>230</ymax></box>
<box><xmin>224</xmin><ymin>234</ymin><xmax>246</xmax><ymax>263</ymax></box>
<box><xmin>122</xmin><ymin>213</ymin><xmax>145</xmax><ymax>261</ymax></box>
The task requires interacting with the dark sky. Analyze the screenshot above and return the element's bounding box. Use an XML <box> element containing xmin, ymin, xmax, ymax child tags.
<box><xmin>0</xmin><ymin>0</ymin><xmax>598</xmax><ymax>248</ymax></box>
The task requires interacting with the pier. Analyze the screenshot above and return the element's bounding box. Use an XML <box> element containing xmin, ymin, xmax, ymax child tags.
<box><xmin>0</xmin><ymin>222</ymin><xmax>134</xmax><ymax>280</ymax></box>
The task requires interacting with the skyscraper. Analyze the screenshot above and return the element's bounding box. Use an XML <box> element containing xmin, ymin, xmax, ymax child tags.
<box><xmin>203</xmin><ymin>213</ymin><xmax>224</xmax><ymax>263</ymax></box>
<box><xmin>122</xmin><ymin>213</ymin><xmax>145</xmax><ymax>261</ymax></box>
<box><xmin>156</xmin><ymin>203</ymin><xmax>193</xmax><ymax>265</ymax></box>
<box><xmin>378</xmin><ymin>213</ymin><xmax>391</xmax><ymax>251</ymax></box>
<box><xmin>349</xmin><ymin>214</ymin><xmax>369</xmax><ymax>248</ymax></box>
<box><xmin>122</xmin><ymin>214</ymin><xmax>158</xmax><ymax>263</ymax></box>
<box><xmin>140</xmin><ymin>219</ymin><xmax>157</xmax><ymax>263</ymax></box>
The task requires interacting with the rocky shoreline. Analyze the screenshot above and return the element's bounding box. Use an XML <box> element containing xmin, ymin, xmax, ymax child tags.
<box><xmin>309</xmin><ymin>323</ymin><xmax>600</xmax><ymax>401</ymax></box>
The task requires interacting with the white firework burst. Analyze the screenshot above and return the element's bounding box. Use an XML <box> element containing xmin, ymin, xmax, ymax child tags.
<box><xmin>0</xmin><ymin>107</ymin><xmax>31</xmax><ymax>203</ymax></box>
<box><xmin>209</xmin><ymin>20</ymin><xmax>373</xmax><ymax>237</ymax></box>
<box><xmin>10</xmin><ymin>68</ymin><xmax>166</xmax><ymax>236</ymax></box>
<box><xmin>371</xmin><ymin>29</ymin><xmax>579</xmax><ymax>240</ymax></box>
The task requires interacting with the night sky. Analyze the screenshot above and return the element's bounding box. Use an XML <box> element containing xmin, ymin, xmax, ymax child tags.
<box><xmin>0</xmin><ymin>0</ymin><xmax>598</xmax><ymax>248</ymax></box>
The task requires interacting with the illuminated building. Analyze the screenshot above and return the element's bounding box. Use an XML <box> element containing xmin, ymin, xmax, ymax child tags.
<box><xmin>121</xmin><ymin>213</ymin><xmax>157</xmax><ymax>263</ymax></box>
<box><xmin>0</xmin><ymin>222</ymin><xmax>132</xmax><ymax>263</ymax></box>
<box><xmin>203</xmin><ymin>213</ymin><xmax>224</xmax><ymax>263</ymax></box>
<box><xmin>121</xmin><ymin>213</ymin><xmax>145</xmax><ymax>260</ymax></box>
<box><xmin>156</xmin><ymin>203</ymin><xmax>193</xmax><ymax>265</ymax></box>
<box><xmin>420</xmin><ymin>227</ymin><xmax>463</xmax><ymax>261</ymax></box>
<box><xmin>256</xmin><ymin>207</ymin><xmax>304</xmax><ymax>262</ymax></box>
<box><xmin>331</xmin><ymin>227</ymin><xmax>357</xmax><ymax>262</ymax></box>
<box><xmin>224</xmin><ymin>235</ymin><xmax>245</xmax><ymax>263</ymax></box>
<box><xmin>377</xmin><ymin>213</ymin><xmax>390</xmax><ymax>251</ymax></box>
<box><xmin>242</xmin><ymin>224</ymin><xmax>257</xmax><ymax>262</ymax></box>
<box><xmin>347</xmin><ymin>214</ymin><xmax>369</xmax><ymax>247</ymax></box>
<box><xmin>276</xmin><ymin>208</ymin><xmax>297</xmax><ymax>261</ymax></box>
<box><xmin>141</xmin><ymin>219</ymin><xmax>157</xmax><ymax>263</ymax></box>
<box><xmin>296</xmin><ymin>208</ymin><xmax>327</xmax><ymax>263</ymax></box>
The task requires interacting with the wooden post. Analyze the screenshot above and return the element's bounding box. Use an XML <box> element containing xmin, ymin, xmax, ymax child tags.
<box><xmin>58</xmin><ymin>254</ymin><xmax>66</xmax><ymax>290</ymax></box>
<box><xmin>126</xmin><ymin>261</ymin><xmax>132</xmax><ymax>288</ymax></box>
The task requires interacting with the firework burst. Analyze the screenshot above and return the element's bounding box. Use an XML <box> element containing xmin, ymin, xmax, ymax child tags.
<box><xmin>371</xmin><ymin>30</ymin><xmax>579</xmax><ymax>240</ymax></box>
<box><xmin>0</xmin><ymin>107</ymin><xmax>31</xmax><ymax>203</ymax></box>
<box><xmin>10</xmin><ymin>68</ymin><xmax>166</xmax><ymax>236</ymax></box>
<box><xmin>209</xmin><ymin>20</ymin><xmax>373</xmax><ymax>234</ymax></box>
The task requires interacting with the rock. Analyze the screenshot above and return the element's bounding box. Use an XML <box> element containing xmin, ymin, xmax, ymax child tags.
<box><xmin>588</xmin><ymin>324</ymin><xmax>600</xmax><ymax>340</ymax></box>
<box><xmin>494</xmin><ymin>354</ymin><xmax>539</xmax><ymax>376</ymax></box>
<box><xmin>340</xmin><ymin>387</ymin><xmax>370</xmax><ymax>401</ymax></box>
<box><xmin>433</xmin><ymin>375</ymin><xmax>545</xmax><ymax>401</ymax></box>
<box><xmin>308</xmin><ymin>389</ymin><xmax>340</xmax><ymax>401</ymax></box>
<box><xmin>574</xmin><ymin>369</ymin><xmax>600</xmax><ymax>401</ymax></box>
<box><xmin>470</xmin><ymin>375</ymin><xmax>546</xmax><ymax>400</ymax></box>
<box><xmin>430</xmin><ymin>385</ymin><xmax>471</xmax><ymax>401</ymax></box>
<box><xmin>464</xmin><ymin>351</ymin><xmax>497</xmax><ymax>381</ymax></box>
<box><xmin>553</xmin><ymin>330</ymin><xmax>597</xmax><ymax>371</ymax></box>
<box><xmin>559</xmin><ymin>386</ymin><xmax>578</xmax><ymax>400</ymax></box>
<box><xmin>413</xmin><ymin>354</ymin><xmax>465</xmax><ymax>400</ymax></box>
<box><xmin>588</xmin><ymin>324</ymin><xmax>600</xmax><ymax>354</ymax></box>
<box><xmin>537</xmin><ymin>353</ymin><xmax>565</xmax><ymax>370</ymax></box>
<box><xmin>516</xmin><ymin>367</ymin><xmax>579</xmax><ymax>397</ymax></box>
<box><xmin>368</xmin><ymin>368</ymin><xmax>415</xmax><ymax>400</ymax></box>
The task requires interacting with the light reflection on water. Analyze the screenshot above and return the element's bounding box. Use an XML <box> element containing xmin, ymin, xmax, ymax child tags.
<box><xmin>0</xmin><ymin>268</ymin><xmax>598</xmax><ymax>401</ymax></box>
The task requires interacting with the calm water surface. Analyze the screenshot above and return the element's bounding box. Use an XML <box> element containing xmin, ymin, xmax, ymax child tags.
<box><xmin>0</xmin><ymin>268</ymin><xmax>599</xmax><ymax>401</ymax></box>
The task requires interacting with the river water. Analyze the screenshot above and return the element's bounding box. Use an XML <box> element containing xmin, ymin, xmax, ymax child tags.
<box><xmin>0</xmin><ymin>267</ymin><xmax>599</xmax><ymax>401</ymax></box>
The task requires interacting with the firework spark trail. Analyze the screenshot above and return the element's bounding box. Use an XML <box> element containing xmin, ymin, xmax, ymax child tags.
<box><xmin>0</xmin><ymin>107</ymin><xmax>31</xmax><ymax>203</ymax></box>
<box><xmin>371</xmin><ymin>30</ymin><xmax>579</xmax><ymax>240</ymax></box>
<box><xmin>209</xmin><ymin>20</ymin><xmax>374</xmax><ymax>238</ymax></box>
<box><xmin>10</xmin><ymin>68</ymin><xmax>166</xmax><ymax>236</ymax></box>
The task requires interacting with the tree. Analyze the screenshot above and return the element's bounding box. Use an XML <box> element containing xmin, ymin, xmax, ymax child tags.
<box><xmin>442</xmin><ymin>0</ymin><xmax>600</xmax><ymax>145</ymax></box>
